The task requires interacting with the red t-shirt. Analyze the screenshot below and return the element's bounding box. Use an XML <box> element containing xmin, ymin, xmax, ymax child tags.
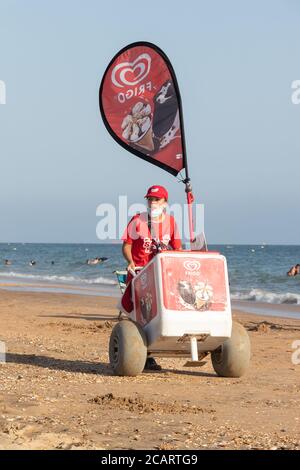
<box><xmin>122</xmin><ymin>212</ymin><xmax>182</xmax><ymax>267</ymax></box>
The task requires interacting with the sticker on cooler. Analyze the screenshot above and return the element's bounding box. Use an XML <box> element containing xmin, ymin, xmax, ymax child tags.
<box><xmin>134</xmin><ymin>262</ymin><xmax>158</xmax><ymax>325</ymax></box>
<box><xmin>161</xmin><ymin>256</ymin><xmax>227</xmax><ymax>311</ymax></box>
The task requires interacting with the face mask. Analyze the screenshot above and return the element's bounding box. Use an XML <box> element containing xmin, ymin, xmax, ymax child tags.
<box><xmin>147</xmin><ymin>206</ymin><xmax>165</xmax><ymax>218</ymax></box>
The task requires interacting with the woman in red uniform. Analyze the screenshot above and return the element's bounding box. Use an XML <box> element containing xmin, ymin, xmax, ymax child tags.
<box><xmin>121</xmin><ymin>185</ymin><xmax>182</xmax><ymax>370</ymax></box>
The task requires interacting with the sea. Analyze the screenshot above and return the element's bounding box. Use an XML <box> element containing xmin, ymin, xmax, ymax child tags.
<box><xmin>0</xmin><ymin>243</ymin><xmax>300</xmax><ymax>318</ymax></box>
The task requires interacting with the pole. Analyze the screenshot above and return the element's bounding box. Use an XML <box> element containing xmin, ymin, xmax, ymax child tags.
<box><xmin>185</xmin><ymin>179</ymin><xmax>195</xmax><ymax>244</ymax></box>
<box><xmin>176</xmin><ymin>86</ymin><xmax>195</xmax><ymax>245</ymax></box>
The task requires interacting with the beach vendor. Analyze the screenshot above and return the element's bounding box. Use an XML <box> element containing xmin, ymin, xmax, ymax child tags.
<box><xmin>121</xmin><ymin>185</ymin><xmax>182</xmax><ymax>370</ymax></box>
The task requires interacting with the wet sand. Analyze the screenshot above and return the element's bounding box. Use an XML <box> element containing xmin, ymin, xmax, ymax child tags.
<box><xmin>0</xmin><ymin>289</ymin><xmax>299</xmax><ymax>450</ymax></box>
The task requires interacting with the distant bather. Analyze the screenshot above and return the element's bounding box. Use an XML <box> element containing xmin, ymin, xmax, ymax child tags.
<box><xmin>86</xmin><ymin>257</ymin><xmax>108</xmax><ymax>265</ymax></box>
<box><xmin>287</xmin><ymin>264</ymin><xmax>300</xmax><ymax>276</ymax></box>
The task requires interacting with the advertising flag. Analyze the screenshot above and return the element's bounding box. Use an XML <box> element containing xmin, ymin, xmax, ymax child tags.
<box><xmin>99</xmin><ymin>42</ymin><xmax>187</xmax><ymax>176</ymax></box>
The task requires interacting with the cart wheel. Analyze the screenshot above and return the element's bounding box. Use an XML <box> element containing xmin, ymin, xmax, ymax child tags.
<box><xmin>109</xmin><ymin>320</ymin><xmax>147</xmax><ymax>376</ymax></box>
<box><xmin>211</xmin><ymin>321</ymin><xmax>251</xmax><ymax>378</ymax></box>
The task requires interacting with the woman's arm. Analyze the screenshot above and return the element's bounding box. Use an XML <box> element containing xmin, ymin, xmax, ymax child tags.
<box><xmin>122</xmin><ymin>242</ymin><xmax>135</xmax><ymax>271</ymax></box>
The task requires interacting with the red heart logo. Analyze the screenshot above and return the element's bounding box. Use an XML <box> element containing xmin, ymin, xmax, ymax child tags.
<box><xmin>183</xmin><ymin>260</ymin><xmax>201</xmax><ymax>271</ymax></box>
<box><xmin>111</xmin><ymin>53</ymin><xmax>151</xmax><ymax>88</ymax></box>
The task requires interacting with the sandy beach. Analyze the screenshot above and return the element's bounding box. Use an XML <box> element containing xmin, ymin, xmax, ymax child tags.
<box><xmin>0</xmin><ymin>289</ymin><xmax>299</xmax><ymax>450</ymax></box>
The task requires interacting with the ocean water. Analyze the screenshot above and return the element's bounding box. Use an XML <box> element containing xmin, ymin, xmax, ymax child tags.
<box><xmin>0</xmin><ymin>243</ymin><xmax>300</xmax><ymax>306</ymax></box>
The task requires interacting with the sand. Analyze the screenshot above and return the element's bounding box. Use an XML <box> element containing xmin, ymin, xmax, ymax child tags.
<box><xmin>0</xmin><ymin>289</ymin><xmax>299</xmax><ymax>450</ymax></box>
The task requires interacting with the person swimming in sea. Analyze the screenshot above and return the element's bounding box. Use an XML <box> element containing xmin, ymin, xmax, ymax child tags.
<box><xmin>86</xmin><ymin>257</ymin><xmax>108</xmax><ymax>265</ymax></box>
<box><xmin>29</xmin><ymin>260</ymin><xmax>36</xmax><ymax>266</ymax></box>
<box><xmin>287</xmin><ymin>264</ymin><xmax>300</xmax><ymax>276</ymax></box>
<box><xmin>4</xmin><ymin>259</ymin><xmax>11</xmax><ymax>266</ymax></box>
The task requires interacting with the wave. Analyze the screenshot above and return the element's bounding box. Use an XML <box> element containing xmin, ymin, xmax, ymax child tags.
<box><xmin>0</xmin><ymin>271</ymin><xmax>117</xmax><ymax>286</ymax></box>
<box><xmin>231</xmin><ymin>288</ymin><xmax>300</xmax><ymax>305</ymax></box>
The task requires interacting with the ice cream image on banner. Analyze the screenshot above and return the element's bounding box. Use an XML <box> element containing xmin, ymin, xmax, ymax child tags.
<box><xmin>121</xmin><ymin>101</ymin><xmax>154</xmax><ymax>151</ymax></box>
<box><xmin>152</xmin><ymin>80</ymin><xmax>180</xmax><ymax>149</ymax></box>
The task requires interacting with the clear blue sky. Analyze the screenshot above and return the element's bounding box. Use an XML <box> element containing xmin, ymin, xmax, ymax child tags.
<box><xmin>0</xmin><ymin>0</ymin><xmax>299</xmax><ymax>244</ymax></box>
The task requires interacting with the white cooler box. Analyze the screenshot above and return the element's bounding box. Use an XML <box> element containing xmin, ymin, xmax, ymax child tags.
<box><xmin>130</xmin><ymin>251</ymin><xmax>232</xmax><ymax>357</ymax></box>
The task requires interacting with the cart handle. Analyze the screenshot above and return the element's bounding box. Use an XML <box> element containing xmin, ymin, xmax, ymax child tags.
<box><xmin>128</xmin><ymin>266</ymin><xmax>143</xmax><ymax>277</ymax></box>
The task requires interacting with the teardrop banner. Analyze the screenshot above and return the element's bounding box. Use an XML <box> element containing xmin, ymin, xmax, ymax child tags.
<box><xmin>99</xmin><ymin>41</ymin><xmax>199</xmax><ymax>243</ymax></box>
<box><xmin>99</xmin><ymin>41</ymin><xmax>189</xmax><ymax>177</ymax></box>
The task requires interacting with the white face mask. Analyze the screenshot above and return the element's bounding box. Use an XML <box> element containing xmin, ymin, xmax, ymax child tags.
<box><xmin>147</xmin><ymin>206</ymin><xmax>165</xmax><ymax>218</ymax></box>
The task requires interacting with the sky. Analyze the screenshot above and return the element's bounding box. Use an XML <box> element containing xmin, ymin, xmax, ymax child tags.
<box><xmin>0</xmin><ymin>0</ymin><xmax>299</xmax><ymax>244</ymax></box>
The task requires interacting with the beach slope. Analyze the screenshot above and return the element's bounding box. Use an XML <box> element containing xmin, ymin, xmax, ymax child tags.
<box><xmin>0</xmin><ymin>290</ymin><xmax>299</xmax><ymax>450</ymax></box>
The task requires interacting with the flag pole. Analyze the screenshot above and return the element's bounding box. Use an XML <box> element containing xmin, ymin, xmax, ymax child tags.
<box><xmin>177</xmin><ymin>92</ymin><xmax>195</xmax><ymax>245</ymax></box>
<box><xmin>184</xmin><ymin>176</ymin><xmax>195</xmax><ymax>245</ymax></box>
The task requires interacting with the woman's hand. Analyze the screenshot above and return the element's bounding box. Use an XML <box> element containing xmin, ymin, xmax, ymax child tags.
<box><xmin>127</xmin><ymin>261</ymin><xmax>136</xmax><ymax>272</ymax></box>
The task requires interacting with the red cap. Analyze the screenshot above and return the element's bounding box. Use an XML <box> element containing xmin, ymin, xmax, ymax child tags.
<box><xmin>144</xmin><ymin>185</ymin><xmax>168</xmax><ymax>200</ymax></box>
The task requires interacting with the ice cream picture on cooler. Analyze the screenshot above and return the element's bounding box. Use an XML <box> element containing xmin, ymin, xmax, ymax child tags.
<box><xmin>140</xmin><ymin>292</ymin><xmax>153</xmax><ymax>324</ymax></box>
<box><xmin>177</xmin><ymin>281</ymin><xmax>214</xmax><ymax>311</ymax></box>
